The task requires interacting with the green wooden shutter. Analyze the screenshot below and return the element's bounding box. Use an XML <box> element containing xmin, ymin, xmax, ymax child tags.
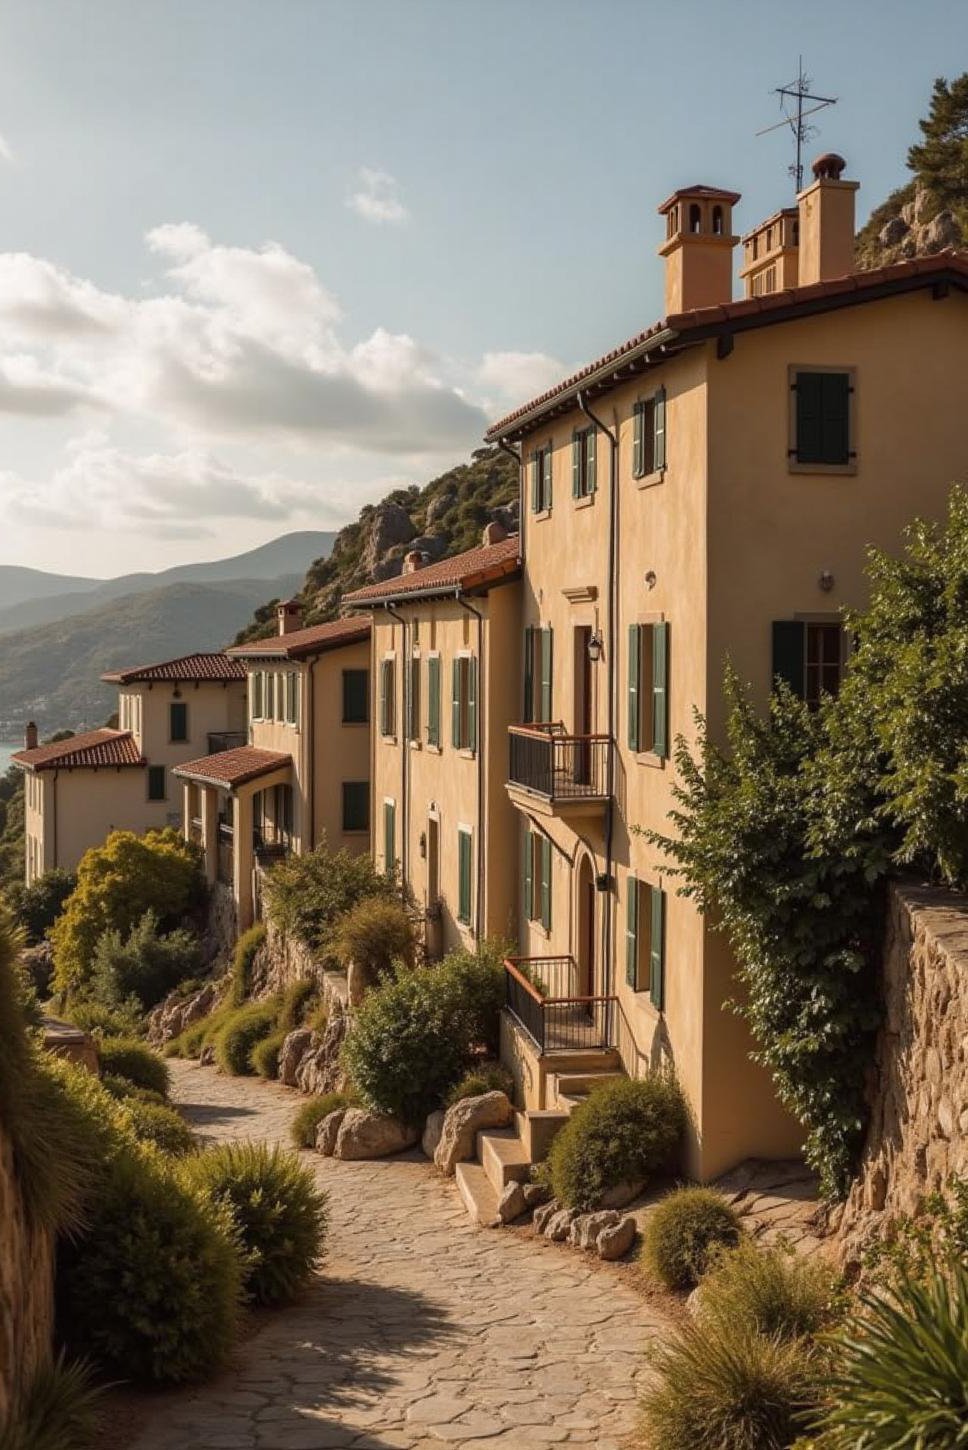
<box><xmin>571</xmin><ymin>432</ymin><xmax>581</xmax><ymax>498</ymax></box>
<box><xmin>544</xmin><ymin>443</ymin><xmax>552</xmax><ymax>510</ymax></box>
<box><xmin>794</xmin><ymin>372</ymin><xmax>824</xmax><ymax>463</ymax></box>
<box><xmin>632</xmin><ymin>403</ymin><xmax>644</xmax><ymax>478</ymax></box>
<box><xmin>451</xmin><ymin>658</ymin><xmax>461</xmax><ymax>746</ymax></box>
<box><xmin>654</xmin><ymin>387</ymin><xmax>666</xmax><ymax>470</ymax></box>
<box><xmin>522</xmin><ymin>825</ymin><xmax>533</xmax><ymax>920</ymax></box>
<box><xmin>540</xmin><ymin>628</ymin><xmax>553</xmax><ymax>723</ymax></box>
<box><xmin>468</xmin><ymin>654</ymin><xmax>478</xmax><ymax>752</ymax></box>
<box><xmin>539</xmin><ymin>834</ymin><xmax>552</xmax><ymax>932</ymax></box>
<box><xmin>628</xmin><ymin>623</ymin><xmax>641</xmax><ymax>751</ymax></box>
<box><xmin>649</xmin><ymin>886</ymin><xmax>665</xmax><ymax>1010</ymax></box>
<box><xmin>587</xmin><ymin>426</ymin><xmax>597</xmax><ymax>493</ymax></box>
<box><xmin>626</xmin><ymin>876</ymin><xmax>639</xmax><ymax>987</ymax></box>
<box><xmin>427</xmin><ymin>655</ymin><xmax>440</xmax><ymax>745</ymax></box>
<box><xmin>772</xmin><ymin>621</ymin><xmax>806</xmax><ymax>697</ymax></box>
<box><xmin>384</xmin><ymin>800</ymin><xmax>395</xmax><ymax>874</ymax></box>
<box><xmin>530</xmin><ymin>453</ymin><xmax>539</xmax><ymax>512</ymax></box>
<box><xmin>458</xmin><ymin>830</ymin><xmax>472</xmax><ymax>924</ymax></box>
<box><xmin>652</xmin><ymin>622</ymin><xmax>668</xmax><ymax>760</ymax></box>
<box><xmin>821</xmin><ymin>372</ymin><xmax>850</xmax><ymax>464</ymax></box>
<box><xmin>523</xmin><ymin>627</ymin><xmax>534</xmax><ymax>722</ymax></box>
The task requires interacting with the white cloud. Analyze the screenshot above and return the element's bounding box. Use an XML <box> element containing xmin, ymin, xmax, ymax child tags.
<box><xmin>346</xmin><ymin>168</ymin><xmax>409</xmax><ymax>225</ymax></box>
<box><xmin>0</xmin><ymin>134</ymin><xmax>14</xmax><ymax>165</ymax></box>
<box><xmin>476</xmin><ymin>350</ymin><xmax>568</xmax><ymax>414</ymax></box>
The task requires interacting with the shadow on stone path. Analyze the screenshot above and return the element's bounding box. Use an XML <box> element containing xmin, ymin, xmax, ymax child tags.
<box><xmin>126</xmin><ymin>1059</ymin><xmax>664</xmax><ymax>1450</ymax></box>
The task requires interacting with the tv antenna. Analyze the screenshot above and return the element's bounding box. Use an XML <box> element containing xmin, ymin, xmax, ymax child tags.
<box><xmin>757</xmin><ymin>58</ymin><xmax>837</xmax><ymax>194</ymax></box>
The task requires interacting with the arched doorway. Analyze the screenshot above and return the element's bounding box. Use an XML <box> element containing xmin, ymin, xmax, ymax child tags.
<box><xmin>576</xmin><ymin>853</ymin><xmax>596</xmax><ymax>997</ymax></box>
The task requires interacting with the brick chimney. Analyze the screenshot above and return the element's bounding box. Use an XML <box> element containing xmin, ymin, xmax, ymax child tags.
<box><xmin>657</xmin><ymin>184</ymin><xmax>741</xmax><ymax>314</ymax></box>
<box><xmin>277</xmin><ymin>598</ymin><xmax>303</xmax><ymax>636</ymax></box>
<box><xmin>402</xmin><ymin>549</ymin><xmax>428</xmax><ymax>575</ymax></box>
<box><xmin>797</xmin><ymin>153</ymin><xmax>859</xmax><ymax>286</ymax></box>
<box><xmin>24</xmin><ymin>721</ymin><xmax>37</xmax><ymax>750</ymax></box>
<box><xmin>482</xmin><ymin>520</ymin><xmax>508</xmax><ymax>546</ymax></box>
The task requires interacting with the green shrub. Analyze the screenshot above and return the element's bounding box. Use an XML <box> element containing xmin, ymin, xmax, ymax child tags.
<box><xmin>700</xmin><ymin>1239</ymin><xmax>845</xmax><ymax>1341</ymax></box>
<box><xmin>290</xmin><ymin>1090</ymin><xmax>356</xmax><ymax>1149</ymax></box>
<box><xmin>182</xmin><ymin>1142</ymin><xmax>327</xmax><ymax>1305</ymax></box>
<box><xmin>214</xmin><ymin>1002</ymin><xmax>278</xmax><ymax>1076</ymax></box>
<box><xmin>643</xmin><ymin>1187</ymin><xmax>743</xmax><ymax>1292</ymax></box>
<box><xmin>99</xmin><ymin>1073</ymin><xmax>166</xmax><ymax>1107</ymax></box>
<box><xmin>0</xmin><ymin>1352</ymin><xmax>103</xmax><ymax>1450</ymax></box>
<box><xmin>436</xmin><ymin>941</ymin><xmax>506</xmax><ymax>1055</ymax></box>
<box><xmin>91</xmin><ymin>910</ymin><xmax>202</xmax><ymax>1011</ymax></box>
<box><xmin>121</xmin><ymin>1100</ymin><xmax>196</xmax><ymax>1157</ymax></box>
<box><xmin>250</xmin><ymin>1028</ymin><xmax>286</xmax><ymax>1079</ymax></box>
<box><xmin>446</xmin><ymin>1062</ymin><xmax>514</xmax><ymax>1106</ymax></box>
<box><xmin>547</xmin><ymin>1074</ymin><xmax>686</xmax><ymax>1211</ymax></box>
<box><xmin>57</xmin><ymin>1149</ymin><xmax>242</xmax><ymax>1384</ymax></box>
<box><xmin>62</xmin><ymin>998</ymin><xmax>141</xmax><ymax>1039</ymax></box>
<box><xmin>278</xmin><ymin>976</ymin><xmax>318</xmax><ymax>1031</ymax></box>
<box><xmin>815</xmin><ymin>1261</ymin><xmax>968</xmax><ymax>1449</ymax></box>
<box><xmin>862</xmin><ymin>1175</ymin><xmax>968</xmax><ymax>1290</ymax></box>
<box><xmin>332</xmin><ymin>897</ymin><xmax>415</xmax><ymax>982</ymax></box>
<box><xmin>230</xmin><ymin>924</ymin><xmax>266</xmax><ymax>1006</ymax></box>
<box><xmin>263</xmin><ymin>840</ymin><xmax>400</xmax><ymax>954</ymax></box>
<box><xmin>97</xmin><ymin>1038</ymin><xmax>170</xmax><ymax>1097</ymax></box>
<box><xmin>641</xmin><ymin>1317</ymin><xmax>822</xmax><ymax>1450</ymax></box>
<box><xmin>13</xmin><ymin>868</ymin><xmax>77</xmax><ymax>949</ymax></box>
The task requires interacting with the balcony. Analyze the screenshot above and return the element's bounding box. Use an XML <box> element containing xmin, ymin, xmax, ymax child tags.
<box><xmin>504</xmin><ymin>956</ymin><xmax>616</xmax><ymax>1053</ymax></box>
<box><xmin>507</xmin><ymin>724</ymin><xmax>611</xmax><ymax>819</ymax></box>
<box><xmin>207</xmin><ymin>731</ymin><xmax>247</xmax><ymax>755</ymax></box>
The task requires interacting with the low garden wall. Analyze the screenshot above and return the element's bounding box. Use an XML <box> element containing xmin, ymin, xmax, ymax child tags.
<box><xmin>834</xmin><ymin>880</ymin><xmax>968</xmax><ymax>1263</ymax></box>
<box><xmin>0</xmin><ymin>1122</ymin><xmax>53</xmax><ymax>1431</ymax></box>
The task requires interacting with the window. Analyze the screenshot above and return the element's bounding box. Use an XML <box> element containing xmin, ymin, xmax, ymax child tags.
<box><xmin>380</xmin><ymin>657</ymin><xmax>396</xmax><ymax>738</ymax></box>
<box><xmin>626</xmin><ymin>877</ymin><xmax>665</xmax><ymax>1007</ymax></box>
<box><xmin>342</xmin><ymin>781</ymin><xmax>369</xmax><ymax>833</ymax></box>
<box><xmin>632</xmin><ymin>388</ymin><xmax>666</xmax><ymax>478</ymax></box>
<box><xmin>168</xmin><ymin>702</ymin><xmax>188</xmax><ymax>743</ymax></box>
<box><xmin>342</xmin><ymin>669</ymin><xmax>368</xmax><ymax>724</ymax></box>
<box><xmin>251</xmin><ymin>671</ymin><xmax>264</xmax><ymax>721</ymax></box>
<box><xmin>283</xmin><ymin>672</ymin><xmax>297</xmax><ymax>726</ymax></box>
<box><xmin>458</xmin><ymin>828</ymin><xmax>473</xmax><ymax>926</ymax></box>
<box><xmin>522</xmin><ymin>825</ymin><xmax>552</xmax><ymax>932</ymax></box>
<box><xmin>383</xmin><ymin>799</ymin><xmax>396</xmax><ymax>874</ymax></box>
<box><xmin>772</xmin><ymin>620</ymin><xmax>845</xmax><ymax>707</ymax></box>
<box><xmin>407</xmin><ymin>656</ymin><xmax>421</xmax><ymax>742</ymax></box>
<box><xmin>790</xmin><ymin>369</ymin><xmax>854</xmax><ymax>467</ymax></box>
<box><xmin>275</xmin><ymin>673</ymin><xmax>286</xmax><ymax>723</ymax></box>
<box><xmin>628</xmin><ymin>622</ymin><xmax>668</xmax><ymax>758</ymax></box>
<box><xmin>451</xmin><ymin>655</ymin><xmax>478</xmax><ymax>750</ymax></box>
<box><xmin>571</xmin><ymin>426</ymin><xmax>597</xmax><ymax>499</ymax></box>
<box><xmin>523</xmin><ymin>626</ymin><xmax>553</xmax><ymax>723</ymax></box>
<box><xmin>147</xmin><ymin>765</ymin><xmax>166</xmax><ymax>801</ymax></box>
<box><xmin>529</xmin><ymin>442</ymin><xmax>553</xmax><ymax>513</ymax></box>
<box><xmin>427</xmin><ymin>655</ymin><xmax>441</xmax><ymax>746</ymax></box>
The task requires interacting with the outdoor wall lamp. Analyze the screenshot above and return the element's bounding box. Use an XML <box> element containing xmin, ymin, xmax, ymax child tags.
<box><xmin>644</xmin><ymin>570</ymin><xmax>657</xmax><ymax>590</ymax></box>
<box><xmin>587</xmin><ymin>631</ymin><xmax>604</xmax><ymax>663</ymax></box>
<box><xmin>418</xmin><ymin>831</ymin><xmax>427</xmax><ymax>859</ymax></box>
<box><xmin>819</xmin><ymin>570</ymin><xmax>835</xmax><ymax>592</ymax></box>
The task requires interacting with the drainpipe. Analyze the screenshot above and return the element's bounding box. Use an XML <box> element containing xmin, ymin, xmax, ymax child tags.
<box><xmin>306</xmin><ymin>654</ymin><xmax>317</xmax><ymax>850</ymax></box>
<box><xmin>576</xmin><ymin>389</ymin><xmax>618</xmax><ymax>1013</ymax></box>
<box><xmin>383</xmin><ymin>602</ymin><xmax>409</xmax><ymax>886</ymax></box>
<box><xmin>456</xmin><ymin>590</ymin><xmax>486</xmax><ymax>942</ymax></box>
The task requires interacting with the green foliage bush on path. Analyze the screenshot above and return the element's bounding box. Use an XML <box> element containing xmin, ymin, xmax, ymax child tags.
<box><xmin>122</xmin><ymin>1100</ymin><xmax>196</xmax><ymax>1157</ymax></box>
<box><xmin>230</xmin><ymin>924</ymin><xmax>266</xmax><ymax>1006</ymax></box>
<box><xmin>214</xmin><ymin>1001</ymin><xmax>278</xmax><ymax>1076</ymax></box>
<box><xmin>250</xmin><ymin>1028</ymin><xmax>286</xmax><ymax>1080</ymax></box>
<box><xmin>643</xmin><ymin>1187</ymin><xmax>743</xmax><ymax>1292</ymax></box>
<box><xmin>290</xmin><ymin>1090</ymin><xmax>356</xmax><ymax>1149</ymax></box>
<box><xmin>699</xmin><ymin>1238</ymin><xmax>845</xmax><ymax>1342</ymax></box>
<box><xmin>546</xmin><ymin>1075</ymin><xmax>686</xmax><ymax>1212</ymax></box>
<box><xmin>96</xmin><ymin>1038</ymin><xmax>170</xmax><ymax>1097</ymax></box>
<box><xmin>91</xmin><ymin>909</ymin><xmax>202</xmax><ymax>1011</ymax></box>
<box><xmin>446</xmin><ymin>1062</ymin><xmax>514</xmax><ymax>1107</ymax></box>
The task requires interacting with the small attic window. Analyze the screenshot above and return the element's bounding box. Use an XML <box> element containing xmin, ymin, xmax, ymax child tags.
<box><xmin>712</xmin><ymin>205</ymin><xmax>723</xmax><ymax>235</ymax></box>
<box><xmin>689</xmin><ymin>203</ymin><xmax>702</xmax><ymax>234</ymax></box>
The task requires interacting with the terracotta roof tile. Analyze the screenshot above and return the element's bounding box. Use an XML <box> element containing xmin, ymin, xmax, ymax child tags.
<box><xmin>13</xmin><ymin>729</ymin><xmax>144</xmax><ymax>772</ymax></box>
<box><xmin>344</xmin><ymin>536</ymin><xmax>521</xmax><ymax>605</ymax></box>
<box><xmin>486</xmin><ymin>250</ymin><xmax>968</xmax><ymax>440</ymax></box>
<box><xmin>102</xmin><ymin>653</ymin><xmax>246</xmax><ymax>685</ymax></box>
<box><xmin>173</xmin><ymin>746</ymin><xmax>292</xmax><ymax>789</ymax></box>
<box><xmin>227</xmin><ymin>615</ymin><xmax>372</xmax><ymax>661</ymax></box>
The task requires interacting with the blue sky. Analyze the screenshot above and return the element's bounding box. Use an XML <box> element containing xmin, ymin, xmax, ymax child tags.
<box><xmin>0</xmin><ymin>0</ymin><xmax>964</xmax><ymax>576</ymax></box>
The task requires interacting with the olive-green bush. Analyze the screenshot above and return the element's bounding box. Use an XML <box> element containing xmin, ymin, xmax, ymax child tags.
<box><xmin>61</xmin><ymin>998</ymin><xmax>142</xmax><ymax>1040</ymax></box>
<box><xmin>121</xmin><ymin>1100</ymin><xmax>196</xmax><ymax>1157</ymax></box>
<box><xmin>214</xmin><ymin>1002</ymin><xmax>278</xmax><ymax>1076</ymax></box>
<box><xmin>229</xmin><ymin>923</ymin><xmax>266</xmax><ymax>1006</ymax></box>
<box><xmin>446</xmin><ymin>1062</ymin><xmax>514</xmax><ymax>1106</ymax></box>
<box><xmin>290</xmin><ymin>1090</ymin><xmax>356</xmax><ymax>1149</ymax></box>
<box><xmin>96</xmin><ymin>1037</ymin><xmax>170</xmax><ymax>1097</ymax></box>
<box><xmin>0</xmin><ymin>1352</ymin><xmax>103</xmax><ymax>1450</ymax></box>
<box><xmin>98</xmin><ymin>1074</ymin><xmax>166</xmax><ymax>1108</ymax></box>
<box><xmin>332</xmin><ymin>897</ymin><xmax>415</xmax><ymax>982</ymax></box>
<box><xmin>699</xmin><ymin>1239</ymin><xmax>844</xmax><ymax>1341</ymax></box>
<box><xmin>546</xmin><ymin>1075</ymin><xmax>686</xmax><ymax>1211</ymax></box>
<box><xmin>250</xmin><ymin>1028</ymin><xmax>286</xmax><ymax>1080</ymax></box>
<box><xmin>278</xmin><ymin>976</ymin><xmax>319</xmax><ymax>1031</ymax></box>
<box><xmin>262</xmin><ymin>841</ymin><xmax>400</xmax><ymax>955</ymax></box>
<box><xmin>643</xmin><ymin>1187</ymin><xmax>743</xmax><ymax>1292</ymax></box>
<box><xmin>91</xmin><ymin>910</ymin><xmax>202</xmax><ymax>1011</ymax></box>
<box><xmin>11</xmin><ymin>868</ymin><xmax>77</xmax><ymax>949</ymax></box>
<box><xmin>181</xmin><ymin>1141</ymin><xmax>328</xmax><ymax>1305</ymax></box>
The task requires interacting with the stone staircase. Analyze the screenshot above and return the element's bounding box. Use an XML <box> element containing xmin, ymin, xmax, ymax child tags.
<box><xmin>455</xmin><ymin>1050</ymin><xmax>626</xmax><ymax>1226</ymax></box>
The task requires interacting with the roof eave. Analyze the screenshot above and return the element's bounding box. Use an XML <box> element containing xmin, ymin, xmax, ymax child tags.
<box><xmin>344</xmin><ymin>560</ymin><xmax>521</xmax><ymax>609</ymax></box>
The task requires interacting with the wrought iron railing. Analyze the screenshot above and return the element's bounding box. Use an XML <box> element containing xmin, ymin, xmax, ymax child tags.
<box><xmin>504</xmin><ymin>957</ymin><xmax>616</xmax><ymax>1053</ymax></box>
<box><xmin>208</xmin><ymin>731</ymin><xmax>247</xmax><ymax>755</ymax></box>
<box><xmin>508</xmin><ymin>725</ymin><xmax>611</xmax><ymax>801</ymax></box>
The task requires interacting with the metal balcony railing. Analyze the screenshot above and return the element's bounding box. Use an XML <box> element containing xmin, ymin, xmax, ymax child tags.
<box><xmin>508</xmin><ymin>725</ymin><xmax>611</xmax><ymax>802</ymax></box>
<box><xmin>208</xmin><ymin>731</ymin><xmax>247</xmax><ymax>755</ymax></box>
<box><xmin>504</xmin><ymin>956</ymin><xmax>616</xmax><ymax>1053</ymax></box>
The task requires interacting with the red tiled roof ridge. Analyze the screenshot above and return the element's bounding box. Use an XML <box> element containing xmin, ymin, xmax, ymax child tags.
<box><xmin>13</xmin><ymin>728</ymin><xmax>144</xmax><ymax>771</ymax></box>
<box><xmin>102</xmin><ymin>652</ymin><xmax>246</xmax><ymax>684</ymax></box>
<box><xmin>174</xmin><ymin>745</ymin><xmax>292</xmax><ymax>789</ymax></box>
<box><xmin>486</xmin><ymin>250</ymin><xmax>968</xmax><ymax>439</ymax></box>
<box><xmin>344</xmin><ymin>535</ymin><xmax>521</xmax><ymax>604</ymax></box>
<box><xmin>227</xmin><ymin>615</ymin><xmax>372</xmax><ymax>660</ymax></box>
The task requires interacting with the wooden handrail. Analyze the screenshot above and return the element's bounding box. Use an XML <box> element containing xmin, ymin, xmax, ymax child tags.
<box><xmin>503</xmin><ymin>958</ymin><xmax>545</xmax><ymax>1002</ymax></box>
<box><xmin>509</xmin><ymin>724</ymin><xmax>610</xmax><ymax>744</ymax></box>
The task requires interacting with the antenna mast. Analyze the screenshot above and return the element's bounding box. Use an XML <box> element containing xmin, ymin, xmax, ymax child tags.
<box><xmin>756</xmin><ymin>57</ymin><xmax>837</xmax><ymax>193</ymax></box>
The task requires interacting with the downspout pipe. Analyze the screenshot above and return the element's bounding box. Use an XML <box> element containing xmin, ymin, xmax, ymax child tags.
<box><xmin>456</xmin><ymin>590</ymin><xmax>486</xmax><ymax>942</ymax></box>
<box><xmin>576</xmin><ymin>389</ymin><xmax>619</xmax><ymax>1011</ymax></box>
<box><xmin>306</xmin><ymin>654</ymin><xmax>317</xmax><ymax>850</ymax></box>
<box><xmin>383</xmin><ymin>602</ymin><xmax>409</xmax><ymax>887</ymax></box>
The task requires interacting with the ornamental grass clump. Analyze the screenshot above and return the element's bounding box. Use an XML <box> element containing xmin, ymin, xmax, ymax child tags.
<box><xmin>332</xmin><ymin>897</ymin><xmax>415</xmax><ymax>984</ymax></box>
<box><xmin>96</xmin><ymin>1037</ymin><xmax>170</xmax><ymax>1097</ymax></box>
<box><xmin>290</xmin><ymin>1090</ymin><xmax>356</xmax><ymax>1149</ymax></box>
<box><xmin>182</xmin><ymin>1141</ymin><xmax>328</xmax><ymax>1306</ymax></box>
<box><xmin>229</xmin><ymin>923</ymin><xmax>266</xmax><ymax>1006</ymax></box>
<box><xmin>250</xmin><ymin>1027</ymin><xmax>286</xmax><ymax>1079</ymax></box>
<box><xmin>0</xmin><ymin>1352</ymin><xmax>104</xmax><ymax>1450</ymax></box>
<box><xmin>446</xmin><ymin>1062</ymin><xmax>514</xmax><ymax>1106</ymax></box>
<box><xmin>546</xmin><ymin>1074</ymin><xmax>686</xmax><ymax>1211</ymax></box>
<box><xmin>120</xmin><ymin>1099</ymin><xmax>196</xmax><ymax>1157</ymax></box>
<box><xmin>699</xmin><ymin>1238</ymin><xmax>845</xmax><ymax>1341</ymax></box>
<box><xmin>214</xmin><ymin>1001</ymin><xmax>278</xmax><ymax>1076</ymax></box>
<box><xmin>643</xmin><ymin>1186</ymin><xmax>743</xmax><ymax>1292</ymax></box>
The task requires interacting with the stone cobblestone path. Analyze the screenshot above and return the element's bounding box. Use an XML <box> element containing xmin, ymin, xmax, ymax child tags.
<box><xmin>128</xmin><ymin>1060</ymin><xmax>667</xmax><ymax>1450</ymax></box>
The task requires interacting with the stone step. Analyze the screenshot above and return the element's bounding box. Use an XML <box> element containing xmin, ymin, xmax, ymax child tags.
<box><xmin>480</xmin><ymin>1127</ymin><xmax>531</xmax><ymax>1194</ymax></box>
<box><xmin>455</xmin><ymin>1160</ymin><xmax>502</xmax><ymax>1228</ymax></box>
<box><xmin>514</xmin><ymin>1109</ymin><xmax>568</xmax><ymax>1162</ymax></box>
<box><xmin>551</xmin><ymin>1070</ymin><xmax>625</xmax><ymax>1112</ymax></box>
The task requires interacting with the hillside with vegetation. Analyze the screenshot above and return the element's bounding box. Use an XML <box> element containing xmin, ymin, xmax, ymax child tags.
<box><xmin>856</xmin><ymin>72</ymin><xmax>967</xmax><ymax>269</ymax></box>
<box><xmin>235</xmin><ymin>445</ymin><xmax>519</xmax><ymax>642</ymax></box>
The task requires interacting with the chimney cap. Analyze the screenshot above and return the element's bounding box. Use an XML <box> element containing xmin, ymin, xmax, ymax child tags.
<box><xmin>657</xmin><ymin>183</ymin><xmax>741</xmax><ymax>215</ymax></box>
<box><xmin>811</xmin><ymin>152</ymin><xmax>847</xmax><ymax>182</ymax></box>
<box><xmin>482</xmin><ymin>520</ymin><xmax>508</xmax><ymax>547</ymax></box>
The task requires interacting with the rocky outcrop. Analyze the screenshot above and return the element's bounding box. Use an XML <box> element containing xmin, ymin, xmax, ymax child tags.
<box><xmin>315</xmin><ymin>1109</ymin><xmax>347</xmax><ymax>1156</ymax></box>
<box><xmin>528</xmin><ymin>1197</ymin><xmax>636</xmax><ymax>1259</ymax></box>
<box><xmin>332</xmin><ymin>1109</ymin><xmax>419</xmax><ymax>1160</ymax></box>
<box><xmin>278</xmin><ymin>1028</ymin><xmax>315</xmax><ymax>1087</ymax></box>
<box><xmin>857</xmin><ymin>183</ymin><xmax>964</xmax><ymax>270</ymax></box>
<box><xmin>294</xmin><ymin>1001</ymin><xmax>350</xmax><ymax>1096</ymax></box>
<box><xmin>361</xmin><ymin>503</ymin><xmax>415</xmax><ymax>580</ymax></box>
<box><xmin>146</xmin><ymin>981</ymin><xmax>223</xmax><ymax>1047</ymax></box>
<box><xmin>434</xmin><ymin>1092</ymin><xmax>513</xmax><ymax>1176</ymax></box>
<box><xmin>0</xmin><ymin>1123</ymin><xmax>53</xmax><ymax>1433</ymax></box>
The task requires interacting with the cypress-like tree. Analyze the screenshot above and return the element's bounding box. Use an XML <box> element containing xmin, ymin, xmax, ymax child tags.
<box><xmin>907</xmin><ymin>73</ymin><xmax>968</xmax><ymax>215</ymax></box>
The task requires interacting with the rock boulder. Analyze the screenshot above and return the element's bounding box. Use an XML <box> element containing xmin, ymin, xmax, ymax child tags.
<box><xmin>422</xmin><ymin>1109</ymin><xmax>445</xmax><ymax>1161</ymax></box>
<box><xmin>498</xmin><ymin>1182</ymin><xmax>527</xmax><ymax>1223</ymax></box>
<box><xmin>315</xmin><ymin>1108</ymin><xmax>347</xmax><ymax>1157</ymax></box>
<box><xmin>597</xmin><ymin>1215</ymin><xmax>637</xmax><ymax>1260</ymax></box>
<box><xmin>434</xmin><ymin>1091</ymin><xmax>513</xmax><ymax>1176</ymax></box>
<box><xmin>333</xmin><ymin>1108</ymin><xmax>419</xmax><ymax>1160</ymax></box>
<box><xmin>278</xmin><ymin>1028</ymin><xmax>316</xmax><ymax>1086</ymax></box>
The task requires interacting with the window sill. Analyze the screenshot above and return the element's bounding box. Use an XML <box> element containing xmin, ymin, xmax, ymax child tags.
<box><xmin>635</xmin><ymin>750</ymin><xmax>667</xmax><ymax>770</ymax></box>
<box><xmin>532</xmin><ymin>508</ymin><xmax>552</xmax><ymax>523</ymax></box>
<box><xmin>788</xmin><ymin>460</ymin><xmax>858</xmax><ymax>476</ymax></box>
<box><xmin>408</xmin><ymin>739</ymin><xmax>422</xmax><ymax>751</ymax></box>
<box><xmin>341</xmin><ymin>719</ymin><xmax>369</xmax><ymax>728</ymax></box>
<box><xmin>381</xmin><ymin>735</ymin><xmax>398</xmax><ymax>746</ymax></box>
<box><xmin>635</xmin><ymin>467</ymin><xmax>666</xmax><ymax>490</ymax></box>
<box><xmin>573</xmin><ymin>493</ymin><xmax>596</xmax><ymax>510</ymax></box>
<box><xmin>425</xmin><ymin>743</ymin><xmax>443</xmax><ymax>755</ymax></box>
<box><xmin>458</xmin><ymin>748</ymin><xmax>477</xmax><ymax>760</ymax></box>
<box><xmin>342</xmin><ymin>829</ymin><xmax>369</xmax><ymax>837</ymax></box>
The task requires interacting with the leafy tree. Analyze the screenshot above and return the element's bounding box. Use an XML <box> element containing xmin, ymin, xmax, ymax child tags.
<box><xmin>10</xmin><ymin>867</ymin><xmax>77</xmax><ymax>945</ymax></box>
<box><xmin>50</xmin><ymin>829</ymin><xmax>204</xmax><ymax>997</ymax></box>
<box><xmin>262</xmin><ymin>838</ymin><xmax>401</xmax><ymax>955</ymax></box>
<box><xmin>91</xmin><ymin>909</ymin><xmax>203</xmax><ymax>1011</ymax></box>
<box><xmin>908</xmin><ymin>73</ymin><xmax>968</xmax><ymax>219</ymax></box>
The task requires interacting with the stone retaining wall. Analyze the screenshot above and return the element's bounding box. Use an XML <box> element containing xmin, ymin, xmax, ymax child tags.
<box><xmin>0</xmin><ymin>1122</ymin><xmax>53</xmax><ymax>1432</ymax></box>
<box><xmin>835</xmin><ymin>881</ymin><xmax>968</xmax><ymax>1263</ymax></box>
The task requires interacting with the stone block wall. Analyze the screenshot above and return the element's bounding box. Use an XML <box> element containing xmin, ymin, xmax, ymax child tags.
<box><xmin>835</xmin><ymin>882</ymin><xmax>968</xmax><ymax>1262</ymax></box>
<box><xmin>0</xmin><ymin>1123</ymin><xmax>53</xmax><ymax>1432</ymax></box>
